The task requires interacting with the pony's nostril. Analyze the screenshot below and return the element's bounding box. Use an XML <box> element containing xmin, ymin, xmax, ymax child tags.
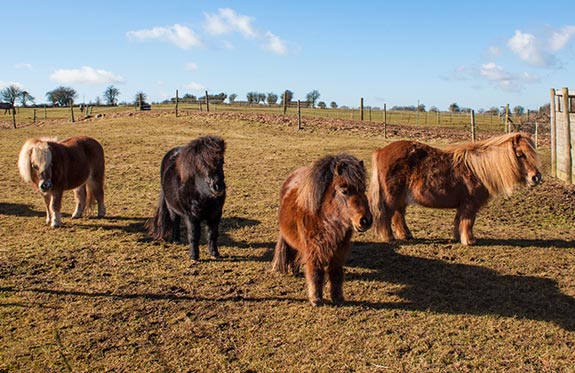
<box><xmin>532</xmin><ymin>173</ymin><xmax>542</xmax><ymax>184</ymax></box>
<box><xmin>360</xmin><ymin>216</ymin><xmax>372</xmax><ymax>228</ymax></box>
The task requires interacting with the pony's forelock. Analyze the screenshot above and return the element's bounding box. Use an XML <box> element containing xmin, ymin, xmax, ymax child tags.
<box><xmin>18</xmin><ymin>138</ymin><xmax>54</xmax><ymax>182</ymax></box>
<box><xmin>297</xmin><ymin>154</ymin><xmax>366</xmax><ymax>212</ymax></box>
<box><xmin>178</xmin><ymin>135</ymin><xmax>226</xmax><ymax>177</ymax></box>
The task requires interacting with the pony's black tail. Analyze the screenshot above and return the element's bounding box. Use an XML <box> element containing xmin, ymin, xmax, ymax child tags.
<box><xmin>271</xmin><ymin>234</ymin><xmax>299</xmax><ymax>274</ymax></box>
<box><xmin>147</xmin><ymin>191</ymin><xmax>173</xmax><ymax>240</ymax></box>
<box><xmin>369</xmin><ymin>150</ymin><xmax>387</xmax><ymax>238</ymax></box>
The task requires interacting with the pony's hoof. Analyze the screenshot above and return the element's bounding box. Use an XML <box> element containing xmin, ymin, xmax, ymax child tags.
<box><xmin>210</xmin><ymin>254</ymin><xmax>221</xmax><ymax>260</ymax></box>
<box><xmin>71</xmin><ymin>214</ymin><xmax>82</xmax><ymax>219</ymax></box>
<box><xmin>310</xmin><ymin>298</ymin><xmax>323</xmax><ymax>307</ymax></box>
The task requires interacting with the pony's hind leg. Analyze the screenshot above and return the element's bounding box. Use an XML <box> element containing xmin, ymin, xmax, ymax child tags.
<box><xmin>454</xmin><ymin>207</ymin><xmax>477</xmax><ymax>246</ymax></box>
<box><xmin>305</xmin><ymin>260</ymin><xmax>325</xmax><ymax>307</ymax></box>
<box><xmin>327</xmin><ymin>262</ymin><xmax>345</xmax><ymax>305</ymax></box>
<box><xmin>392</xmin><ymin>205</ymin><xmax>413</xmax><ymax>240</ymax></box>
<box><xmin>271</xmin><ymin>234</ymin><xmax>299</xmax><ymax>275</ymax></box>
<box><xmin>184</xmin><ymin>217</ymin><xmax>202</xmax><ymax>260</ymax></box>
<box><xmin>171</xmin><ymin>214</ymin><xmax>181</xmax><ymax>242</ymax></box>
<box><xmin>87</xmin><ymin>176</ymin><xmax>106</xmax><ymax>218</ymax></box>
<box><xmin>72</xmin><ymin>184</ymin><xmax>87</xmax><ymax>218</ymax></box>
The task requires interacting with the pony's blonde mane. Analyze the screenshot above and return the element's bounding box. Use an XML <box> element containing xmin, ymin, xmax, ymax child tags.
<box><xmin>448</xmin><ymin>132</ymin><xmax>538</xmax><ymax>196</ymax></box>
<box><xmin>18</xmin><ymin>137</ymin><xmax>56</xmax><ymax>182</ymax></box>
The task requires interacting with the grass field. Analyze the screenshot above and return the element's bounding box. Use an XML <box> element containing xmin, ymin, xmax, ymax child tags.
<box><xmin>1</xmin><ymin>110</ymin><xmax>574</xmax><ymax>372</ymax></box>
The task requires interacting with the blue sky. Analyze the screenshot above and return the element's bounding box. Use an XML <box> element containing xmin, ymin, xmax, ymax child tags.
<box><xmin>2</xmin><ymin>0</ymin><xmax>574</xmax><ymax>111</ymax></box>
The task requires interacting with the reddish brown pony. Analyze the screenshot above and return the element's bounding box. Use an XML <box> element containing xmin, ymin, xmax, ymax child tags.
<box><xmin>18</xmin><ymin>136</ymin><xmax>106</xmax><ymax>227</ymax></box>
<box><xmin>271</xmin><ymin>154</ymin><xmax>372</xmax><ymax>306</ymax></box>
<box><xmin>369</xmin><ymin>132</ymin><xmax>541</xmax><ymax>246</ymax></box>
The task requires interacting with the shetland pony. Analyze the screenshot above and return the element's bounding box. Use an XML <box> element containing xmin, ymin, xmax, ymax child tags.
<box><xmin>271</xmin><ymin>154</ymin><xmax>372</xmax><ymax>306</ymax></box>
<box><xmin>147</xmin><ymin>136</ymin><xmax>226</xmax><ymax>261</ymax></box>
<box><xmin>18</xmin><ymin>136</ymin><xmax>106</xmax><ymax>227</ymax></box>
<box><xmin>369</xmin><ymin>132</ymin><xmax>541</xmax><ymax>246</ymax></box>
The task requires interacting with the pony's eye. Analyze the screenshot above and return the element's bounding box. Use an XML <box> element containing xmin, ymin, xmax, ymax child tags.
<box><xmin>340</xmin><ymin>188</ymin><xmax>349</xmax><ymax>195</ymax></box>
<box><xmin>517</xmin><ymin>153</ymin><xmax>525</xmax><ymax>158</ymax></box>
<box><xmin>32</xmin><ymin>165</ymin><xmax>39</xmax><ymax>170</ymax></box>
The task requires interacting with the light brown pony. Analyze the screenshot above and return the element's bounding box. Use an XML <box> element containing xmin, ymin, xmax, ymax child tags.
<box><xmin>18</xmin><ymin>136</ymin><xmax>106</xmax><ymax>227</ymax></box>
<box><xmin>271</xmin><ymin>154</ymin><xmax>372</xmax><ymax>306</ymax></box>
<box><xmin>369</xmin><ymin>132</ymin><xmax>541</xmax><ymax>246</ymax></box>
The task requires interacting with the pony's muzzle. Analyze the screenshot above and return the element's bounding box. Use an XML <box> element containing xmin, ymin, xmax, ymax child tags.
<box><xmin>357</xmin><ymin>215</ymin><xmax>373</xmax><ymax>232</ymax></box>
<box><xmin>530</xmin><ymin>172</ymin><xmax>542</xmax><ymax>186</ymax></box>
<box><xmin>40</xmin><ymin>180</ymin><xmax>53</xmax><ymax>192</ymax></box>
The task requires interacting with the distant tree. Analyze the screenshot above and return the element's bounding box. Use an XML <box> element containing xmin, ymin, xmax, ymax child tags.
<box><xmin>429</xmin><ymin>106</ymin><xmax>439</xmax><ymax>112</ymax></box>
<box><xmin>19</xmin><ymin>91</ymin><xmax>35</xmax><ymax>106</ymax></box>
<box><xmin>134</xmin><ymin>91</ymin><xmax>147</xmax><ymax>105</ymax></box>
<box><xmin>256</xmin><ymin>93</ymin><xmax>266</xmax><ymax>104</ymax></box>
<box><xmin>330</xmin><ymin>101</ymin><xmax>338</xmax><ymax>109</ymax></box>
<box><xmin>417</xmin><ymin>103</ymin><xmax>426</xmax><ymax>112</ymax></box>
<box><xmin>513</xmin><ymin>105</ymin><xmax>525</xmax><ymax>115</ymax></box>
<box><xmin>485</xmin><ymin>106</ymin><xmax>500</xmax><ymax>115</ymax></box>
<box><xmin>46</xmin><ymin>86</ymin><xmax>77</xmax><ymax>106</ymax></box>
<box><xmin>267</xmin><ymin>92</ymin><xmax>278</xmax><ymax>105</ymax></box>
<box><xmin>449</xmin><ymin>102</ymin><xmax>460</xmax><ymax>113</ymax></box>
<box><xmin>306</xmin><ymin>90</ymin><xmax>320</xmax><ymax>108</ymax></box>
<box><xmin>228</xmin><ymin>93</ymin><xmax>237</xmax><ymax>103</ymax></box>
<box><xmin>280</xmin><ymin>89</ymin><xmax>294</xmax><ymax>104</ymax></box>
<box><xmin>538</xmin><ymin>103</ymin><xmax>550</xmax><ymax>115</ymax></box>
<box><xmin>317</xmin><ymin>101</ymin><xmax>326</xmax><ymax>109</ymax></box>
<box><xmin>182</xmin><ymin>93</ymin><xmax>197</xmax><ymax>103</ymax></box>
<box><xmin>1</xmin><ymin>85</ymin><xmax>23</xmax><ymax>106</ymax></box>
<box><xmin>103</xmin><ymin>85</ymin><xmax>120</xmax><ymax>106</ymax></box>
<box><xmin>246</xmin><ymin>92</ymin><xmax>258</xmax><ymax>104</ymax></box>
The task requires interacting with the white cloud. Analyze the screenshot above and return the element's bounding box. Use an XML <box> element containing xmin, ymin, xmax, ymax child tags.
<box><xmin>204</xmin><ymin>8</ymin><xmax>257</xmax><ymax>39</ymax></box>
<box><xmin>185</xmin><ymin>63</ymin><xmax>198</xmax><ymax>71</ymax></box>
<box><xmin>184</xmin><ymin>82</ymin><xmax>205</xmax><ymax>91</ymax></box>
<box><xmin>507</xmin><ymin>30</ymin><xmax>555</xmax><ymax>67</ymax></box>
<box><xmin>127</xmin><ymin>24</ymin><xmax>203</xmax><ymax>50</ymax></box>
<box><xmin>263</xmin><ymin>32</ymin><xmax>287</xmax><ymax>55</ymax></box>
<box><xmin>0</xmin><ymin>81</ymin><xmax>24</xmax><ymax>90</ymax></box>
<box><xmin>549</xmin><ymin>25</ymin><xmax>575</xmax><ymax>51</ymax></box>
<box><xmin>479</xmin><ymin>62</ymin><xmax>538</xmax><ymax>92</ymax></box>
<box><xmin>14</xmin><ymin>63</ymin><xmax>33</xmax><ymax>71</ymax></box>
<box><xmin>49</xmin><ymin>66</ymin><xmax>124</xmax><ymax>84</ymax></box>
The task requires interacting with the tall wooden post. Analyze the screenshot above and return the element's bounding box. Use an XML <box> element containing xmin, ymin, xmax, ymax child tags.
<box><xmin>360</xmin><ymin>98</ymin><xmax>364</xmax><ymax>121</ymax></box>
<box><xmin>33</xmin><ymin>109</ymin><xmax>37</xmax><ymax>124</ymax></box>
<box><xmin>505</xmin><ymin>104</ymin><xmax>510</xmax><ymax>133</ymax></box>
<box><xmin>283</xmin><ymin>91</ymin><xmax>287</xmax><ymax>114</ymax></box>
<box><xmin>297</xmin><ymin>100</ymin><xmax>302</xmax><ymax>130</ymax></box>
<box><xmin>383</xmin><ymin>103</ymin><xmax>387</xmax><ymax>139</ymax></box>
<box><xmin>175</xmin><ymin>89</ymin><xmax>179</xmax><ymax>117</ymax></box>
<box><xmin>11</xmin><ymin>105</ymin><xmax>16</xmax><ymax>129</ymax></box>
<box><xmin>70</xmin><ymin>99</ymin><xmax>75</xmax><ymax>123</ymax></box>
<box><xmin>205</xmin><ymin>90</ymin><xmax>210</xmax><ymax>112</ymax></box>
<box><xmin>550</xmin><ymin>88</ymin><xmax>557</xmax><ymax>177</ymax></box>
<box><xmin>561</xmin><ymin>87</ymin><xmax>572</xmax><ymax>183</ymax></box>
<box><xmin>470</xmin><ymin>110</ymin><xmax>476</xmax><ymax>142</ymax></box>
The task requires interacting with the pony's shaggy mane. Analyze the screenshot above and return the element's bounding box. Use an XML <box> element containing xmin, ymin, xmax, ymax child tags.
<box><xmin>297</xmin><ymin>153</ymin><xmax>366</xmax><ymax>213</ymax></box>
<box><xmin>177</xmin><ymin>135</ymin><xmax>226</xmax><ymax>179</ymax></box>
<box><xmin>448</xmin><ymin>132</ymin><xmax>539</xmax><ymax>196</ymax></box>
<box><xmin>18</xmin><ymin>137</ymin><xmax>57</xmax><ymax>183</ymax></box>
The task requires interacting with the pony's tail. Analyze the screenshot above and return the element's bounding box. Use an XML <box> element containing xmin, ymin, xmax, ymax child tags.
<box><xmin>146</xmin><ymin>191</ymin><xmax>173</xmax><ymax>240</ymax></box>
<box><xmin>271</xmin><ymin>234</ymin><xmax>299</xmax><ymax>274</ymax></box>
<box><xmin>368</xmin><ymin>150</ymin><xmax>386</xmax><ymax>238</ymax></box>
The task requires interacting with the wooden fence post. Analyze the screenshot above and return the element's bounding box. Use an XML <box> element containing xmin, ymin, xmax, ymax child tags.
<box><xmin>561</xmin><ymin>87</ymin><xmax>572</xmax><ymax>183</ymax></box>
<box><xmin>283</xmin><ymin>92</ymin><xmax>287</xmax><ymax>114</ymax></box>
<box><xmin>11</xmin><ymin>106</ymin><xmax>16</xmax><ymax>129</ymax></box>
<box><xmin>70</xmin><ymin>100</ymin><xmax>75</xmax><ymax>123</ymax></box>
<box><xmin>505</xmin><ymin>104</ymin><xmax>510</xmax><ymax>133</ymax></box>
<box><xmin>205</xmin><ymin>90</ymin><xmax>210</xmax><ymax>112</ymax></box>
<box><xmin>175</xmin><ymin>89</ymin><xmax>179</xmax><ymax>117</ymax></box>
<box><xmin>550</xmin><ymin>88</ymin><xmax>557</xmax><ymax>177</ymax></box>
<box><xmin>297</xmin><ymin>100</ymin><xmax>302</xmax><ymax>130</ymax></box>
<box><xmin>33</xmin><ymin>109</ymin><xmax>37</xmax><ymax>124</ymax></box>
<box><xmin>360</xmin><ymin>98</ymin><xmax>364</xmax><ymax>121</ymax></box>
<box><xmin>383</xmin><ymin>103</ymin><xmax>387</xmax><ymax>139</ymax></box>
<box><xmin>470</xmin><ymin>109</ymin><xmax>476</xmax><ymax>142</ymax></box>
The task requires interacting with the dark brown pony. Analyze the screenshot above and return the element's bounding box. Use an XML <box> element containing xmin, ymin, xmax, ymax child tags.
<box><xmin>271</xmin><ymin>154</ymin><xmax>372</xmax><ymax>306</ymax></box>
<box><xmin>18</xmin><ymin>136</ymin><xmax>106</xmax><ymax>227</ymax></box>
<box><xmin>147</xmin><ymin>136</ymin><xmax>226</xmax><ymax>261</ymax></box>
<box><xmin>369</xmin><ymin>132</ymin><xmax>541</xmax><ymax>246</ymax></box>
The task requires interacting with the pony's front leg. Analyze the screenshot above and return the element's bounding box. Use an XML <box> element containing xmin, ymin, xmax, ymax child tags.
<box><xmin>206</xmin><ymin>218</ymin><xmax>221</xmax><ymax>259</ymax></box>
<box><xmin>171</xmin><ymin>215</ymin><xmax>181</xmax><ymax>242</ymax></box>
<box><xmin>454</xmin><ymin>207</ymin><xmax>477</xmax><ymax>246</ymax></box>
<box><xmin>49</xmin><ymin>192</ymin><xmax>63</xmax><ymax>228</ymax></box>
<box><xmin>72</xmin><ymin>185</ymin><xmax>86</xmax><ymax>218</ymax></box>
<box><xmin>42</xmin><ymin>194</ymin><xmax>52</xmax><ymax>225</ymax></box>
<box><xmin>184</xmin><ymin>217</ymin><xmax>201</xmax><ymax>260</ymax></box>
<box><xmin>327</xmin><ymin>262</ymin><xmax>345</xmax><ymax>305</ymax></box>
<box><xmin>305</xmin><ymin>260</ymin><xmax>325</xmax><ymax>307</ymax></box>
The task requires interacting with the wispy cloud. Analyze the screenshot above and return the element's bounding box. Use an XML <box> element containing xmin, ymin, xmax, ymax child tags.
<box><xmin>479</xmin><ymin>62</ymin><xmax>539</xmax><ymax>91</ymax></box>
<box><xmin>185</xmin><ymin>62</ymin><xmax>198</xmax><ymax>71</ymax></box>
<box><xmin>204</xmin><ymin>8</ymin><xmax>257</xmax><ymax>39</ymax></box>
<box><xmin>263</xmin><ymin>32</ymin><xmax>287</xmax><ymax>55</ymax></box>
<box><xmin>127</xmin><ymin>24</ymin><xmax>203</xmax><ymax>50</ymax></box>
<box><xmin>549</xmin><ymin>25</ymin><xmax>575</xmax><ymax>51</ymax></box>
<box><xmin>49</xmin><ymin>66</ymin><xmax>124</xmax><ymax>84</ymax></box>
<box><xmin>183</xmin><ymin>81</ymin><xmax>205</xmax><ymax>91</ymax></box>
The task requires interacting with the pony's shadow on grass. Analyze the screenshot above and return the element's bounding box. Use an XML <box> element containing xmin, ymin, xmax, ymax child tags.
<box><xmin>0</xmin><ymin>202</ymin><xmax>44</xmax><ymax>217</ymax></box>
<box><xmin>347</xmin><ymin>241</ymin><xmax>575</xmax><ymax>331</ymax></box>
<box><xmin>396</xmin><ymin>237</ymin><xmax>575</xmax><ymax>249</ymax></box>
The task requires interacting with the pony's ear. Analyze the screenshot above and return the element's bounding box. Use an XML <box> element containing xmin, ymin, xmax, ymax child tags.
<box><xmin>359</xmin><ymin>160</ymin><xmax>364</xmax><ymax>169</ymax></box>
<box><xmin>512</xmin><ymin>133</ymin><xmax>522</xmax><ymax>147</ymax></box>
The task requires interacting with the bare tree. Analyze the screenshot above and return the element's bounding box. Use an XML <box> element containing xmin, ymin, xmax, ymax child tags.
<box><xmin>46</xmin><ymin>86</ymin><xmax>77</xmax><ymax>106</ymax></box>
<box><xmin>306</xmin><ymin>90</ymin><xmax>320</xmax><ymax>108</ymax></box>
<box><xmin>103</xmin><ymin>85</ymin><xmax>120</xmax><ymax>106</ymax></box>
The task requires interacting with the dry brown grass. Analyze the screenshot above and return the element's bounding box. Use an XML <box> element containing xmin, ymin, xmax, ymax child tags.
<box><xmin>1</xmin><ymin>110</ymin><xmax>574</xmax><ymax>372</ymax></box>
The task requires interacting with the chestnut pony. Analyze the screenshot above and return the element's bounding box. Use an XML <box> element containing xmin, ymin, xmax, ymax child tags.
<box><xmin>147</xmin><ymin>136</ymin><xmax>226</xmax><ymax>261</ymax></box>
<box><xmin>18</xmin><ymin>136</ymin><xmax>106</xmax><ymax>227</ymax></box>
<box><xmin>369</xmin><ymin>132</ymin><xmax>541</xmax><ymax>246</ymax></box>
<box><xmin>271</xmin><ymin>154</ymin><xmax>372</xmax><ymax>306</ymax></box>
